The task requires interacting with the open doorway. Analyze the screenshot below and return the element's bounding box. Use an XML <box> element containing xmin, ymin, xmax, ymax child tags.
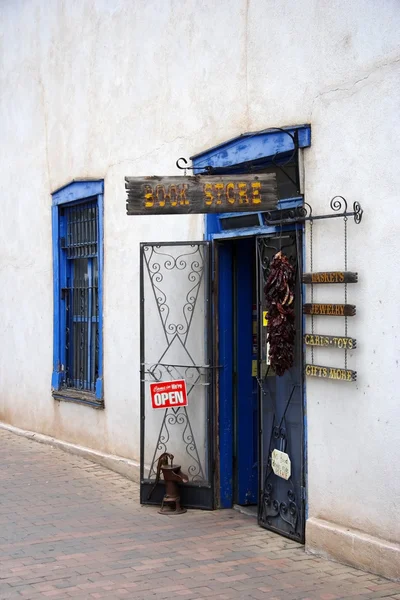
<box><xmin>216</xmin><ymin>230</ymin><xmax>305</xmax><ymax>542</ymax></box>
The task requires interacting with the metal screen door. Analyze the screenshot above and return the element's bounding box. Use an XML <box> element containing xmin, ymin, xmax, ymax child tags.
<box><xmin>256</xmin><ymin>231</ymin><xmax>305</xmax><ymax>542</ymax></box>
<box><xmin>139</xmin><ymin>242</ymin><xmax>214</xmax><ymax>509</ymax></box>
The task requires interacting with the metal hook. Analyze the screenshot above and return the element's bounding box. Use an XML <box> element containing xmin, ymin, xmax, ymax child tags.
<box><xmin>330</xmin><ymin>195</ymin><xmax>348</xmax><ymax>214</ymax></box>
<box><xmin>176</xmin><ymin>157</ymin><xmax>194</xmax><ymax>171</ymax></box>
<box><xmin>176</xmin><ymin>157</ymin><xmax>214</xmax><ymax>173</ymax></box>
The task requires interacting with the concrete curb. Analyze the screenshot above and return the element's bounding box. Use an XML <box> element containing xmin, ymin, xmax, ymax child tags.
<box><xmin>0</xmin><ymin>421</ymin><xmax>141</xmax><ymax>484</ymax></box>
<box><xmin>306</xmin><ymin>517</ymin><xmax>400</xmax><ymax>582</ymax></box>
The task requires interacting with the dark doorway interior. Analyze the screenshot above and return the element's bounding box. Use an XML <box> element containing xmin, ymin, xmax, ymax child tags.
<box><xmin>232</xmin><ymin>238</ymin><xmax>258</xmax><ymax>507</ymax></box>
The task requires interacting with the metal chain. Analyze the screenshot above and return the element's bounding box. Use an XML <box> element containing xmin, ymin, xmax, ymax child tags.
<box><xmin>309</xmin><ymin>219</ymin><xmax>314</xmax><ymax>364</ymax></box>
<box><xmin>344</xmin><ymin>216</ymin><xmax>348</xmax><ymax>370</ymax></box>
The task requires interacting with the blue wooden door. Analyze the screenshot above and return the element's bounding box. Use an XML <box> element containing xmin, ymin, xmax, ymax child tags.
<box><xmin>234</xmin><ymin>239</ymin><xmax>258</xmax><ymax>505</ymax></box>
<box><xmin>256</xmin><ymin>232</ymin><xmax>305</xmax><ymax>543</ymax></box>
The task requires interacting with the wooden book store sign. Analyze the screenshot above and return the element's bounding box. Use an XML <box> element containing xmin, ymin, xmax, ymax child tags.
<box><xmin>125</xmin><ymin>173</ymin><xmax>277</xmax><ymax>215</ymax></box>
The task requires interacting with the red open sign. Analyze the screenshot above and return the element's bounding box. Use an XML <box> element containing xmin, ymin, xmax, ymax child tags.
<box><xmin>150</xmin><ymin>380</ymin><xmax>188</xmax><ymax>410</ymax></box>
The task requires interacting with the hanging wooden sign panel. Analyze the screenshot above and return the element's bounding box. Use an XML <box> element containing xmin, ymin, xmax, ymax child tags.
<box><xmin>303</xmin><ymin>304</ymin><xmax>356</xmax><ymax>317</ymax></box>
<box><xmin>305</xmin><ymin>364</ymin><xmax>357</xmax><ymax>381</ymax></box>
<box><xmin>125</xmin><ymin>173</ymin><xmax>277</xmax><ymax>215</ymax></box>
<box><xmin>302</xmin><ymin>271</ymin><xmax>358</xmax><ymax>284</ymax></box>
<box><xmin>304</xmin><ymin>334</ymin><xmax>357</xmax><ymax>349</ymax></box>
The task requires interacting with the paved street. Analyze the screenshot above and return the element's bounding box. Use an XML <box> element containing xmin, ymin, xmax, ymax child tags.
<box><xmin>0</xmin><ymin>429</ymin><xmax>399</xmax><ymax>600</ymax></box>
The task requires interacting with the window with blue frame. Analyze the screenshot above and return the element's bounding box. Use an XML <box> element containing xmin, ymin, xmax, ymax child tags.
<box><xmin>51</xmin><ymin>181</ymin><xmax>104</xmax><ymax>408</ymax></box>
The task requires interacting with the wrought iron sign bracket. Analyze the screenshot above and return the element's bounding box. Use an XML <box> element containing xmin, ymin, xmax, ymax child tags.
<box><xmin>298</xmin><ymin>195</ymin><xmax>363</xmax><ymax>382</ymax></box>
<box><xmin>176</xmin><ymin>157</ymin><xmax>213</xmax><ymax>173</ymax></box>
<box><xmin>265</xmin><ymin>196</ymin><xmax>363</xmax><ymax>226</ymax></box>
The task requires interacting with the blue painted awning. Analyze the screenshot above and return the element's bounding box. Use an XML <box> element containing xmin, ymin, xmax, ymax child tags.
<box><xmin>190</xmin><ymin>124</ymin><xmax>311</xmax><ymax>171</ymax></box>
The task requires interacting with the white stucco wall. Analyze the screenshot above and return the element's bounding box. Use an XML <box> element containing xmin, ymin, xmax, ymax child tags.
<box><xmin>1</xmin><ymin>0</ymin><xmax>399</xmax><ymax>577</ymax></box>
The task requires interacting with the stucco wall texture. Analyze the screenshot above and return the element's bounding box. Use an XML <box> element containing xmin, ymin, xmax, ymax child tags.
<box><xmin>0</xmin><ymin>0</ymin><xmax>399</xmax><ymax>577</ymax></box>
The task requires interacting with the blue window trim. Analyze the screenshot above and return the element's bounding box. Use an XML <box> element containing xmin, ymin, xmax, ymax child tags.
<box><xmin>51</xmin><ymin>180</ymin><xmax>104</xmax><ymax>406</ymax></box>
<box><xmin>192</xmin><ymin>124</ymin><xmax>310</xmax><ymax>509</ymax></box>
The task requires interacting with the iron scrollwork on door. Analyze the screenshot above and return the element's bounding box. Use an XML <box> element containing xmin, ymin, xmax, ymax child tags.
<box><xmin>263</xmin><ymin>484</ymin><xmax>299</xmax><ymax>530</ymax></box>
<box><xmin>259</xmin><ymin>390</ymin><xmax>302</xmax><ymax>539</ymax></box>
<box><xmin>141</xmin><ymin>243</ymin><xmax>210</xmax><ymax>483</ymax></box>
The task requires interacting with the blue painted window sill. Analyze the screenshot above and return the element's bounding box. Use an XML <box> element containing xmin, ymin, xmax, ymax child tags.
<box><xmin>52</xmin><ymin>388</ymin><xmax>104</xmax><ymax>409</ymax></box>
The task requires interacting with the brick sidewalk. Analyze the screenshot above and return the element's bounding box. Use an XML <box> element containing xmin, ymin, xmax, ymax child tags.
<box><xmin>0</xmin><ymin>430</ymin><xmax>399</xmax><ymax>600</ymax></box>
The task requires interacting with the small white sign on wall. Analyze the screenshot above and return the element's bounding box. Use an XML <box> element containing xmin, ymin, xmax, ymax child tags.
<box><xmin>271</xmin><ymin>449</ymin><xmax>291</xmax><ymax>480</ymax></box>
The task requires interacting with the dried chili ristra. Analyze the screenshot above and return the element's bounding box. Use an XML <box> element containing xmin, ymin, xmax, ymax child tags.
<box><xmin>264</xmin><ymin>251</ymin><xmax>295</xmax><ymax>376</ymax></box>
